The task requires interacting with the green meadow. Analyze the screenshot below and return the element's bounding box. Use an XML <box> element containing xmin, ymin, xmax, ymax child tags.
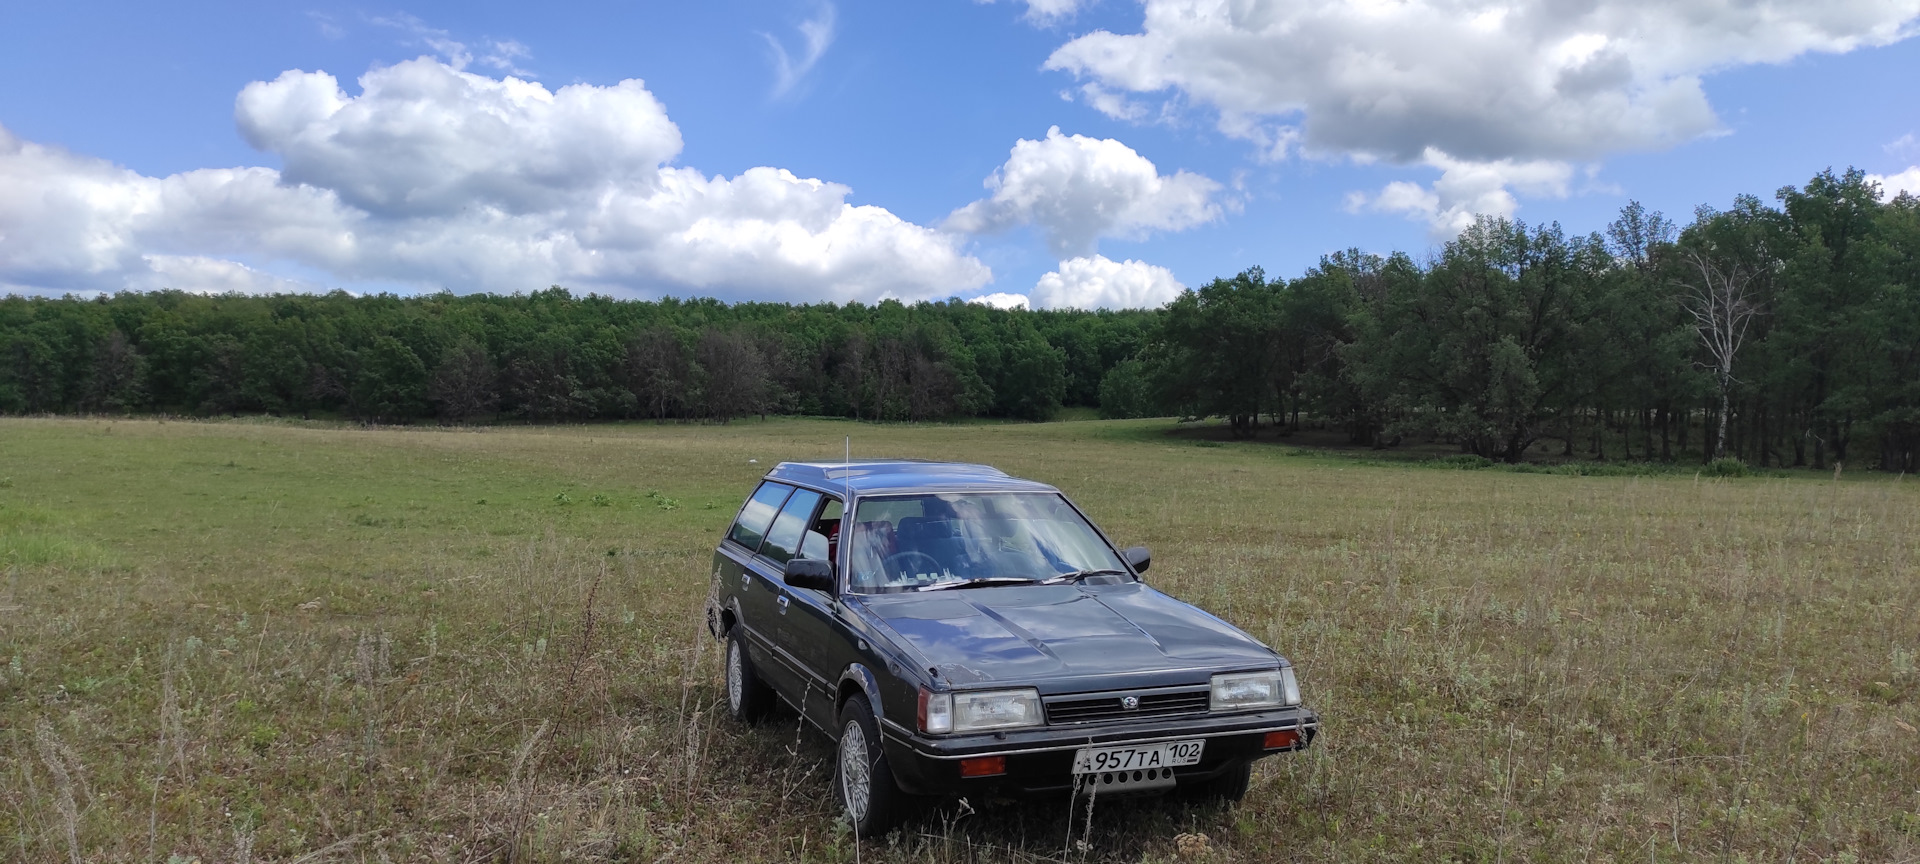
<box><xmin>1</xmin><ymin>417</ymin><xmax>1916</xmax><ymax>862</ymax></box>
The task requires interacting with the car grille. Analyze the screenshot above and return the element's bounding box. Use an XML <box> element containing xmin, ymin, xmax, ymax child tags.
<box><xmin>1043</xmin><ymin>686</ymin><xmax>1211</xmax><ymax>725</ymax></box>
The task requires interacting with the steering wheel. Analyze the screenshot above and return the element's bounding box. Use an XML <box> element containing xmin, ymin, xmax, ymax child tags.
<box><xmin>881</xmin><ymin>551</ymin><xmax>944</xmax><ymax>583</ymax></box>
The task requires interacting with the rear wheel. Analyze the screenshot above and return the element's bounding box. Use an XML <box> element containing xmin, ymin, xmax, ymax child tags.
<box><xmin>835</xmin><ymin>695</ymin><xmax>904</xmax><ymax>837</ymax></box>
<box><xmin>724</xmin><ymin>628</ymin><xmax>774</xmax><ymax>723</ymax></box>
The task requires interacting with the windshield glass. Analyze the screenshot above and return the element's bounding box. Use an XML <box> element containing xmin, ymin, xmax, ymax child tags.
<box><xmin>846</xmin><ymin>493</ymin><xmax>1126</xmax><ymax>592</ymax></box>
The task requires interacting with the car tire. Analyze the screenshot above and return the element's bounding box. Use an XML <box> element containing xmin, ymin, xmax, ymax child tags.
<box><xmin>1181</xmin><ymin>758</ymin><xmax>1252</xmax><ymax>803</ymax></box>
<box><xmin>724</xmin><ymin>628</ymin><xmax>774</xmax><ymax>724</ymax></box>
<box><xmin>835</xmin><ymin>695</ymin><xmax>904</xmax><ymax>838</ymax></box>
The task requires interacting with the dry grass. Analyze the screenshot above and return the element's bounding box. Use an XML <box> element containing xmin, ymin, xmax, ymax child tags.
<box><xmin>0</xmin><ymin>416</ymin><xmax>1915</xmax><ymax>863</ymax></box>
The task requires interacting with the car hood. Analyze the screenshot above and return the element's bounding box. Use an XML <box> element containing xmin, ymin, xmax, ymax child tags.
<box><xmin>857</xmin><ymin>582</ymin><xmax>1277</xmax><ymax>690</ymax></box>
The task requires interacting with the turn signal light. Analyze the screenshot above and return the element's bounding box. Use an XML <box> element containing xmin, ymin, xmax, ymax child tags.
<box><xmin>958</xmin><ymin>756</ymin><xmax>1006</xmax><ymax>778</ymax></box>
<box><xmin>1262</xmin><ymin>729</ymin><xmax>1302</xmax><ymax>750</ymax></box>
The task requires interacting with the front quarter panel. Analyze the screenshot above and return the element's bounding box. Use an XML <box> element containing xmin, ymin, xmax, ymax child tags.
<box><xmin>843</xmin><ymin>601</ymin><xmax>928</xmax><ymax>727</ymax></box>
<box><xmin>838</xmin><ymin>664</ymin><xmax>886</xmax><ymax>726</ymax></box>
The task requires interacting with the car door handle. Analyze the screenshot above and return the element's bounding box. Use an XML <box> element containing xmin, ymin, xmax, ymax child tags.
<box><xmin>741</xmin><ymin>573</ymin><xmax>751</xmax><ymax>591</ymax></box>
<box><xmin>777</xmin><ymin>596</ymin><xmax>790</xmax><ymax>614</ymax></box>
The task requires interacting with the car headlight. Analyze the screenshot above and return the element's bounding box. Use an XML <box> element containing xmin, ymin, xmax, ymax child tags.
<box><xmin>1210</xmin><ymin>669</ymin><xmax>1299</xmax><ymax>711</ymax></box>
<box><xmin>919</xmin><ymin>688</ymin><xmax>1042</xmax><ymax>734</ymax></box>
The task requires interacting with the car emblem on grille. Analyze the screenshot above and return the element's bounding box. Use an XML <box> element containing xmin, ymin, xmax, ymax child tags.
<box><xmin>1120</xmin><ymin>695</ymin><xmax>1140</xmax><ymax>711</ymax></box>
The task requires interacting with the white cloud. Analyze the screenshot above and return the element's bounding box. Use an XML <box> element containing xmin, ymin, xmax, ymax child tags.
<box><xmin>1076</xmin><ymin>83</ymin><xmax>1146</xmax><ymax>122</ymax></box>
<box><xmin>1870</xmin><ymin>166</ymin><xmax>1920</xmax><ymax>200</ymax></box>
<box><xmin>762</xmin><ymin>3</ymin><xmax>836</xmax><ymax>98</ymax></box>
<box><xmin>1047</xmin><ymin>0</ymin><xmax>1920</xmax><ymax>165</ymax></box>
<box><xmin>308</xmin><ymin>11</ymin><xmax>345</xmax><ymax>40</ymax></box>
<box><xmin>139</xmin><ymin>256</ymin><xmax>324</xmax><ymax>294</ymax></box>
<box><xmin>1887</xmin><ymin>133</ymin><xmax>1920</xmax><ymax>162</ymax></box>
<box><xmin>1215</xmin><ymin>113</ymin><xmax>1300</xmax><ymax>163</ymax></box>
<box><xmin>945</xmin><ymin>126</ymin><xmax>1221</xmax><ymax>257</ymax></box>
<box><xmin>0</xmin><ymin>59</ymin><xmax>991</xmax><ymax>301</ymax></box>
<box><xmin>371</xmin><ymin>13</ymin><xmax>534</xmax><ymax>76</ymax></box>
<box><xmin>236</xmin><ymin>61</ymin><xmax>683</xmax><ymax>218</ymax></box>
<box><xmin>1045</xmin><ymin>0</ymin><xmax>1920</xmax><ymax>234</ymax></box>
<box><xmin>983</xmin><ymin>0</ymin><xmax>1091</xmax><ymax>26</ymax></box>
<box><xmin>1351</xmin><ymin>149</ymin><xmax>1574</xmax><ymax>236</ymax></box>
<box><xmin>0</xmin><ymin>127</ymin><xmax>354</xmax><ymax>293</ymax></box>
<box><xmin>968</xmin><ymin>291</ymin><xmax>1033</xmax><ymax>310</ymax></box>
<box><xmin>1030</xmin><ymin>255</ymin><xmax>1184</xmax><ymax>310</ymax></box>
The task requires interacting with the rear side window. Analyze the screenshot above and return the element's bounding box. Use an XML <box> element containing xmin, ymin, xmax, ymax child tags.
<box><xmin>761</xmin><ymin>489</ymin><xmax>824</xmax><ymax>565</ymax></box>
<box><xmin>728</xmin><ymin>482</ymin><xmax>793</xmax><ymax>551</ymax></box>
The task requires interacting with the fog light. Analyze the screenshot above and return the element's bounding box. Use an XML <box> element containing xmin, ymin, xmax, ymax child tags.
<box><xmin>959</xmin><ymin>756</ymin><xmax>1006</xmax><ymax>778</ymax></box>
<box><xmin>1262</xmin><ymin>729</ymin><xmax>1302</xmax><ymax>750</ymax></box>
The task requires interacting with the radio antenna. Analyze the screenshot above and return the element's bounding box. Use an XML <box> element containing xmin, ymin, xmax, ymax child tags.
<box><xmin>842</xmin><ymin>435</ymin><xmax>852</xmax><ymax>584</ymax></box>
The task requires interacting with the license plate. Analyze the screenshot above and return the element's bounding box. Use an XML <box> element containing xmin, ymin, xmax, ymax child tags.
<box><xmin>1071</xmin><ymin>739</ymin><xmax>1205</xmax><ymax>775</ymax></box>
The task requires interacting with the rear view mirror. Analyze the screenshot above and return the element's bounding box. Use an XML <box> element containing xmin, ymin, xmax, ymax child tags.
<box><xmin>784</xmin><ymin>558</ymin><xmax>835</xmax><ymax>592</ymax></box>
<box><xmin>1123</xmin><ymin>545</ymin><xmax>1151</xmax><ymax>574</ymax></box>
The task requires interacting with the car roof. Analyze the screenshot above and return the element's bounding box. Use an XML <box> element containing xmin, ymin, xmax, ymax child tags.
<box><xmin>764</xmin><ymin>460</ymin><xmax>1060</xmax><ymax>495</ymax></box>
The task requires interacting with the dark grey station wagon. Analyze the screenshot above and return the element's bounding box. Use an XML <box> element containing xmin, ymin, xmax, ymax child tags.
<box><xmin>705</xmin><ymin>460</ymin><xmax>1318</xmax><ymax>834</ymax></box>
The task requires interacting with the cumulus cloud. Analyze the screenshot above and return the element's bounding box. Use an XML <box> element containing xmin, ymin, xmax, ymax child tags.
<box><xmin>967</xmin><ymin>291</ymin><xmax>1033</xmax><ymax>310</ymax></box>
<box><xmin>0</xmin><ymin>126</ymin><xmax>357</xmax><ymax>293</ymax></box>
<box><xmin>1349</xmin><ymin>149</ymin><xmax>1574</xmax><ymax>236</ymax></box>
<box><xmin>1031</xmin><ymin>254</ymin><xmax>1184</xmax><ymax>310</ymax></box>
<box><xmin>762</xmin><ymin>3</ymin><xmax>837</xmax><ymax>98</ymax></box>
<box><xmin>0</xmin><ymin>58</ymin><xmax>990</xmax><ymax>301</ymax></box>
<box><xmin>1870</xmin><ymin>166</ymin><xmax>1920</xmax><ymax>200</ymax></box>
<box><xmin>1045</xmin><ymin>0</ymin><xmax>1920</xmax><ymax>234</ymax></box>
<box><xmin>1048</xmin><ymin>0</ymin><xmax>1920</xmax><ymax>164</ymax></box>
<box><xmin>235</xmin><ymin>62</ymin><xmax>683</xmax><ymax>217</ymax></box>
<box><xmin>946</xmin><ymin>126</ymin><xmax>1221</xmax><ymax>257</ymax></box>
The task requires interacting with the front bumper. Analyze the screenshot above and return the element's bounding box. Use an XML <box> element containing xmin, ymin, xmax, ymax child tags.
<box><xmin>878</xmin><ymin>705</ymin><xmax>1318</xmax><ymax>796</ymax></box>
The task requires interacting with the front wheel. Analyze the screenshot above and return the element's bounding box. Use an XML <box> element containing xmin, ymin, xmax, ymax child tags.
<box><xmin>724</xmin><ymin>628</ymin><xmax>774</xmax><ymax>723</ymax></box>
<box><xmin>835</xmin><ymin>695</ymin><xmax>905</xmax><ymax>837</ymax></box>
<box><xmin>1180</xmin><ymin>759</ymin><xmax>1251</xmax><ymax>803</ymax></box>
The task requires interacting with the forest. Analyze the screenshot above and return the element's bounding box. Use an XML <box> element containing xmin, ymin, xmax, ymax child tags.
<box><xmin>3</xmin><ymin>168</ymin><xmax>1916</xmax><ymax>472</ymax></box>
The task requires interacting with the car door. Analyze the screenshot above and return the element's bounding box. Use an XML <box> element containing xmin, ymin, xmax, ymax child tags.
<box><xmin>722</xmin><ymin>481</ymin><xmax>798</xmax><ymax>695</ymax></box>
<box><xmin>752</xmin><ymin>486</ymin><xmax>824</xmax><ymax>704</ymax></box>
<box><xmin>768</xmin><ymin>497</ymin><xmax>847</xmax><ymax>728</ymax></box>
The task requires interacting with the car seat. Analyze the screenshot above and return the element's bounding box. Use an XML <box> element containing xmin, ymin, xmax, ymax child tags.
<box><xmin>895</xmin><ymin>514</ymin><xmax>966</xmax><ymax>578</ymax></box>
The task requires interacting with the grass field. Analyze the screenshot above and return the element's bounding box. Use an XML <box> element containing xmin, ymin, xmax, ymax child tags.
<box><xmin>2</xmin><ymin>416</ymin><xmax>1917</xmax><ymax>863</ymax></box>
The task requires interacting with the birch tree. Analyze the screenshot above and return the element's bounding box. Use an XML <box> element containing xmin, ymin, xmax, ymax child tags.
<box><xmin>1677</xmin><ymin>200</ymin><xmax>1775</xmax><ymax>460</ymax></box>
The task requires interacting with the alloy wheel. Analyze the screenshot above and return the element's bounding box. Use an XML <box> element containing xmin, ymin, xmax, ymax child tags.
<box><xmin>839</xmin><ymin>720</ymin><xmax>872</xmax><ymax>820</ymax></box>
<box><xmin>726</xmin><ymin>641</ymin><xmax>744</xmax><ymax>713</ymax></box>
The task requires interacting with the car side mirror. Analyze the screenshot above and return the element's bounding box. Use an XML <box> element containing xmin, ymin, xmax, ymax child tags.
<box><xmin>784</xmin><ymin>557</ymin><xmax>835</xmax><ymax>593</ymax></box>
<box><xmin>1123</xmin><ymin>545</ymin><xmax>1151</xmax><ymax>574</ymax></box>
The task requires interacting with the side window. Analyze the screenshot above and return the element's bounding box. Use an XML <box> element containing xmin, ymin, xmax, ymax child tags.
<box><xmin>728</xmin><ymin>482</ymin><xmax>793</xmax><ymax>551</ymax></box>
<box><xmin>761</xmin><ymin>489</ymin><xmax>824</xmax><ymax>566</ymax></box>
<box><xmin>801</xmin><ymin>499</ymin><xmax>842</xmax><ymax>562</ymax></box>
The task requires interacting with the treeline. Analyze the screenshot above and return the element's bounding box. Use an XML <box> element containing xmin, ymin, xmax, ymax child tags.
<box><xmin>1105</xmin><ymin>169</ymin><xmax>1919</xmax><ymax>472</ymax></box>
<box><xmin>0</xmin><ymin>289</ymin><xmax>1151</xmax><ymax>425</ymax></box>
<box><xmin>3</xmin><ymin>168</ymin><xmax>1915</xmax><ymax>471</ymax></box>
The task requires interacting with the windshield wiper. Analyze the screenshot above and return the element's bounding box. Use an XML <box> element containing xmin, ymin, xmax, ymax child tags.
<box><xmin>1041</xmin><ymin>568</ymin><xmax>1128</xmax><ymax>585</ymax></box>
<box><xmin>915</xmin><ymin>577</ymin><xmax>1040</xmax><ymax>592</ymax></box>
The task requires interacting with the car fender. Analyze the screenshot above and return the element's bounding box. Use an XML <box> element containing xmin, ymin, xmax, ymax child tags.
<box><xmin>837</xmin><ymin>664</ymin><xmax>886</xmax><ymax>725</ymax></box>
<box><xmin>712</xmin><ymin>594</ymin><xmax>746</xmax><ymax>642</ymax></box>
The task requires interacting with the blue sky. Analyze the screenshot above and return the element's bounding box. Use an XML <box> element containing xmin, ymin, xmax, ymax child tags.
<box><xmin>2</xmin><ymin>0</ymin><xmax>1917</xmax><ymax>308</ymax></box>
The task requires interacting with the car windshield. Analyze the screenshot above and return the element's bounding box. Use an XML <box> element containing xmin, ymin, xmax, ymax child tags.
<box><xmin>846</xmin><ymin>493</ymin><xmax>1127</xmax><ymax>593</ymax></box>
